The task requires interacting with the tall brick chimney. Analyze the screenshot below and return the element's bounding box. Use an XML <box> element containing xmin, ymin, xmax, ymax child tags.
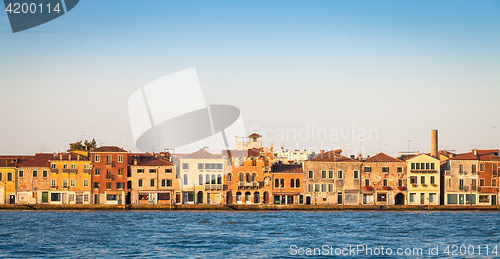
<box><xmin>431</xmin><ymin>129</ymin><xmax>438</xmax><ymax>159</ymax></box>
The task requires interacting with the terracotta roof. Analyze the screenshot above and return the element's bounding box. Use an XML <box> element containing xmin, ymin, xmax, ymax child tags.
<box><xmin>221</xmin><ymin>149</ymin><xmax>260</xmax><ymax>158</ymax></box>
<box><xmin>130</xmin><ymin>155</ymin><xmax>173</xmax><ymax>166</ymax></box>
<box><xmin>365</xmin><ymin>153</ymin><xmax>404</xmax><ymax>163</ymax></box>
<box><xmin>272</xmin><ymin>164</ymin><xmax>303</xmax><ymax>174</ymax></box>
<box><xmin>17</xmin><ymin>154</ymin><xmax>52</xmax><ymax>167</ymax></box>
<box><xmin>449</xmin><ymin>149</ymin><xmax>499</xmax><ymax>161</ymax></box>
<box><xmin>48</xmin><ymin>152</ymin><xmax>90</xmax><ymax>161</ymax></box>
<box><xmin>0</xmin><ymin>158</ymin><xmax>17</xmax><ymax>167</ymax></box>
<box><xmin>248</xmin><ymin>133</ymin><xmax>262</xmax><ymax>138</ymax></box>
<box><xmin>406</xmin><ymin>153</ymin><xmax>440</xmax><ymax>161</ymax></box>
<box><xmin>308</xmin><ymin>151</ymin><xmax>358</xmax><ymax>162</ymax></box>
<box><xmin>91</xmin><ymin>146</ymin><xmax>127</xmax><ymax>153</ymax></box>
<box><xmin>182</xmin><ymin>149</ymin><xmax>222</xmax><ymax>159</ymax></box>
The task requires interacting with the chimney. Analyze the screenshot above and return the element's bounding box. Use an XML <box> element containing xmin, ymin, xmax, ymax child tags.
<box><xmin>431</xmin><ymin>129</ymin><xmax>438</xmax><ymax>159</ymax></box>
<box><xmin>134</xmin><ymin>160</ymin><xmax>137</xmax><ymax>165</ymax></box>
<box><xmin>473</xmin><ymin>149</ymin><xmax>477</xmax><ymax>156</ymax></box>
<box><xmin>358</xmin><ymin>154</ymin><xmax>362</xmax><ymax>161</ymax></box>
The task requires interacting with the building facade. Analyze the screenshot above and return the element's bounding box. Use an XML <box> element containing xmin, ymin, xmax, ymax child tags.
<box><xmin>361</xmin><ymin>153</ymin><xmax>407</xmax><ymax>205</ymax></box>
<box><xmin>16</xmin><ymin>154</ymin><xmax>52</xmax><ymax>204</ymax></box>
<box><xmin>0</xmin><ymin>158</ymin><xmax>17</xmax><ymax>204</ymax></box>
<box><xmin>406</xmin><ymin>154</ymin><xmax>441</xmax><ymax>205</ymax></box>
<box><xmin>271</xmin><ymin>164</ymin><xmax>304</xmax><ymax>204</ymax></box>
<box><xmin>90</xmin><ymin>146</ymin><xmax>128</xmax><ymax>205</ymax></box>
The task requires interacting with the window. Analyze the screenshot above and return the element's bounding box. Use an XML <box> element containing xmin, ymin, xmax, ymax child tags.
<box><xmin>117</xmin><ymin>169</ymin><xmax>123</xmax><ymax>175</ymax></box>
<box><xmin>314</xmin><ymin>184</ymin><xmax>320</xmax><ymax>192</ymax></box>
<box><xmin>353</xmin><ymin>170</ymin><xmax>359</xmax><ymax>179</ymax></box>
<box><xmin>321</xmin><ymin>184</ymin><xmax>326</xmax><ymax>192</ymax></box>
<box><xmin>420</xmin><ymin>193</ymin><xmax>425</xmax><ymax>204</ymax></box>
<box><xmin>18</xmin><ymin>170</ymin><xmax>24</xmax><ymax>178</ymax></box>
<box><xmin>328</xmin><ymin>184</ymin><xmax>333</xmax><ymax>192</ymax></box>
<box><xmin>183</xmin><ymin>174</ymin><xmax>188</xmax><ymax>185</ymax></box>
<box><xmin>409</xmin><ymin>193</ymin><xmax>415</xmax><ymax>203</ymax></box>
<box><xmin>217</xmin><ymin>174</ymin><xmax>222</xmax><ymax>184</ymax></box>
<box><xmin>398</xmin><ymin>179</ymin><xmax>403</xmax><ymax>187</ymax></box>
<box><xmin>425</xmin><ymin>163</ymin><xmax>430</xmax><ymax>170</ymax></box>
<box><xmin>397</xmin><ymin>167</ymin><xmax>403</xmax><ymax>173</ymax></box>
<box><xmin>70</xmin><ymin>179</ymin><xmax>76</xmax><ymax>187</ymax></box>
<box><xmin>51</xmin><ymin>179</ymin><xmax>56</xmax><ymax>187</ymax></box>
<box><xmin>308</xmin><ymin>170</ymin><xmax>313</xmax><ymax>179</ymax></box>
<box><xmin>239</xmin><ymin>173</ymin><xmax>244</xmax><ymax>182</ymax></box>
<box><xmin>183</xmin><ymin>163</ymin><xmax>189</xmax><ymax>170</ymax></box>
<box><xmin>150</xmin><ymin>179</ymin><xmax>155</xmax><ymax>187</ymax></box>
<box><xmin>71</xmin><ymin>163</ymin><xmax>76</xmax><ymax>169</ymax></box>
<box><xmin>308</xmin><ymin>184</ymin><xmax>312</xmax><ymax>192</ymax></box>
<box><xmin>377</xmin><ymin>194</ymin><xmax>387</xmax><ymax>202</ymax></box>
<box><xmin>430</xmin><ymin>176</ymin><xmax>435</xmax><ymax>185</ymax></box>
<box><xmin>290</xmin><ymin>179</ymin><xmax>295</xmax><ymax>188</ymax></box>
<box><xmin>149</xmin><ymin>169</ymin><xmax>156</xmax><ymax>174</ymax></box>
<box><xmin>51</xmin><ymin>163</ymin><xmax>56</xmax><ymax>169</ymax></box>
<box><xmin>280</xmin><ymin>179</ymin><xmax>284</xmax><ymax>188</ymax></box>
<box><xmin>321</xmin><ymin>170</ymin><xmax>326</xmax><ymax>179</ymax></box>
<box><xmin>480</xmin><ymin>179</ymin><xmax>485</xmax><ymax>186</ymax></box>
<box><xmin>431</xmin><ymin>163</ymin><xmax>435</xmax><ymax>170</ymax></box>
<box><xmin>158</xmin><ymin>193</ymin><xmax>170</xmax><ymax>200</ymax></box>
<box><xmin>448</xmin><ymin>179</ymin><xmax>452</xmax><ymax>187</ymax></box>
<box><xmin>43</xmin><ymin>170</ymin><xmax>48</xmax><ymax>178</ymax></box>
<box><xmin>137</xmin><ymin>169</ymin><xmax>144</xmax><ymax>174</ymax></box>
<box><xmin>459</xmin><ymin>164</ymin><xmax>464</xmax><ymax>174</ymax></box>
<box><xmin>198</xmin><ymin>163</ymin><xmax>204</xmax><ymax>169</ymax></box>
<box><xmin>33</xmin><ymin>170</ymin><xmax>38</xmax><ymax>177</ymax></box>
<box><xmin>493</xmin><ymin>179</ymin><xmax>497</xmax><ymax>187</ymax></box>
<box><xmin>51</xmin><ymin>193</ymin><xmax>61</xmax><ymax>202</ymax></box>
<box><xmin>84</xmin><ymin>164</ymin><xmax>89</xmax><ymax>169</ymax></box>
<box><xmin>337</xmin><ymin>170</ymin><xmax>343</xmax><ymax>179</ymax></box>
<box><xmin>84</xmin><ymin>194</ymin><xmax>89</xmax><ymax>202</ymax></box>
<box><xmin>95</xmin><ymin>169</ymin><xmax>100</xmax><ymax>175</ymax></box>
<box><xmin>416</xmin><ymin>163</ymin><xmax>420</xmax><ymax>170</ymax></box>
<box><xmin>106</xmin><ymin>155</ymin><xmax>111</xmax><ymax>162</ymax></box>
<box><xmin>364</xmin><ymin>167</ymin><xmax>371</xmax><ymax>173</ymax></box>
<box><xmin>138</xmin><ymin>179</ymin><xmax>143</xmax><ymax>187</ymax></box>
<box><xmin>83</xmin><ymin>179</ymin><xmax>89</xmax><ymax>187</ymax></box>
<box><xmin>421</xmin><ymin>176</ymin><xmax>425</xmax><ymax>184</ymax></box>
<box><xmin>410</xmin><ymin>176</ymin><xmax>417</xmax><ymax>184</ymax></box>
<box><xmin>0</xmin><ymin>172</ymin><xmax>2</xmax><ymax>181</ymax></box>
<box><xmin>447</xmin><ymin>194</ymin><xmax>458</xmax><ymax>204</ymax></box>
<box><xmin>118</xmin><ymin>155</ymin><xmax>123</xmax><ymax>163</ymax></box>
<box><xmin>95</xmin><ymin>155</ymin><xmax>100</xmax><ymax>162</ymax></box>
<box><xmin>117</xmin><ymin>182</ymin><xmax>124</xmax><ymax>189</ymax></box>
<box><xmin>472</xmin><ymin>165</ymin><xmax>477</xmax><ymax>174</ymax></box>
<box><xmin>429</xmin><ymin>193</ymin><xmax>436</xmax><ymax>203</ymax></box>
<box><xmin>459</xmin><ymin>179</ymin><xmax>464</xmax><ymax>189</ymax></box>
<box><xmin>62</xmin><ymin>179</ymin><xmax>68</xmax><ymax>188</ymax></box>
<box><xmin>216</xmin><ymin>164</ymin><xmax>223</xmax><ymax>170</ymax></box>
<box><xmin>420</xmin><ymin>163</ymin><xmax>425</xmax><ymax>170</ymax></box>
<box><xmin>328</xmin><ymin>170</ymin><xmax>333</xmax><ymax>179</ymax></box>
<box><xmin>228</xmin><ymin>173</ymin><xmax>232</xmax><ymax>182</ymax></box>
<box><xmin>383</xmin><ymin>179</ymin><xmax>388</xmax><ymax>187</ymax></box>
<box><xmin>480</xmin><ymin>163</ymin><xmax>485</xmax><ymax>171</ymax></box>
<box><xmin>295</xmin><ymin>179</ymin><xmax>300</xmax><ymax>188</ymax></box>
<box><xmin>165</xmin><ymin>169</ymin><xmax>172</xmax><ymax>174</ymax></box>
<box><xmin>107</xmin><ymin>194</ymin><xmax>118</xmax><ymax>201</ymax></box>
<box><xmin>382</xmin><ymin>167</ymin><xmax>389</xmax><ymax>173</ymax></box>
<box><xmin>411</xmin><ymin>163</ymin><xmax>415</xmax><ymax>170</ymax></box>
<box><xmin>93</xmin><ymin>182</ymin><xmax>99</xmax><ymax>189</ymax></box>
<box><xmin>106</xmin><ymin>182</ymin><xmax>111</xmax><ymax>189</ymax></box>
<box><xmin>365</xmin><ymin>179</ymin><xmax>370</xmax><ymax>186</ymax></box>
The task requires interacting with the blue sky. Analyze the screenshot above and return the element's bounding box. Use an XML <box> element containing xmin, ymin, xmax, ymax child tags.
<box><xmin>0</xmin><ymin>0</ymin><xmax>499</xmax><ymax>156</ymax></box>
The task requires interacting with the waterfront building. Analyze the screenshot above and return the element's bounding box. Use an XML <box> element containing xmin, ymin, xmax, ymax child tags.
<box><xmin>406</xmin><ymin>154</ymin><xmax>441</xmax><ymax>205</ymax></box>
<box><xmin>90</xmin><ymin>146</ymin><xmax>128</xmax><ymax>205</ymax></box>
<box><xmin>48</xmin><ymin>152</ymin><xmax>92</xmax><ymax>204</ymax></box>
<box><xmin>128</xmin><ymin>154</ymin><xmax>179</xmax><ymax>205</ymax></box>
<box><xmin>303</xmin><ymin>150</ymin><xmax>363</xmax><ymax>205</ymax></box>
<box><xmin>224</xmin><ymin>146</ymin><xmax>274</xmax><ymax>204</ymax></box>
<box><xmin>271</xmin><ymin>163</ymin><xmax>304</xmax><ymax>204</ymax></box>
<box><xmin>445</xmin><ymin>149</ymin><xmax>499</xmax><ymax>205</ymax></box>
<box><xmin>16</xmin><ymin>154</ymin><xmax>52</xmax><ymax>204</ymax></box>
<box><xmin>361</xmin><ymin>153</ymin><xmax>407</xmax><ymax>205</ymax></box>
<box><xmin>179</xmin><ymin>149</ymin><xmax>225</xmax><ymax>204</ymax></box>
<box><xmin>0</xmin><ymin>158</ymin><xmax>17</xmax><ymax>204</ymax></box>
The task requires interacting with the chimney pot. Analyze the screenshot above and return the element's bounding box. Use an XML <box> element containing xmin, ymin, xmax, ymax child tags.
<box><xmin>431</xmin><ymin>129</ymin><xmax>438</xmax><ymax>159</ymax></box>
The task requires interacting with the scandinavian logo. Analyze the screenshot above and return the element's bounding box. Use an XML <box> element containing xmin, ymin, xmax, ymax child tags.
<box><xmin>3</xmin><ymin>0</ymin><xmax>79</xmax><ymax>33</ymax></box>
<box><xmin>128</xmin><ymin>68</ymin><xmax>246</xmax><ymax>152</ymax></box>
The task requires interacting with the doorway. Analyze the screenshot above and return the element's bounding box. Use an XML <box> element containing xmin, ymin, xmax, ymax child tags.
<box><xmin>395</xmin><ymin>193</ymin><xmax>405</xmax><ymax>205</ymax></box>
<box><xmin>197</xmin><ymin>191</ymin><xmax>203</xmax><ymax>204</ymax></box>
<box><xmin>492</xmin><ymin>195</ymin><xmax>497</xmax><ymax>206</ymax></box>
<box><xmin>42</xmin><ymin>192</ymin><xmax>49</xmax><ymax>203</ymax></box>
<box><xmin>9</xmin><ymin>195</ymin><xmax>15</xmax><ymax>204</ymax></box>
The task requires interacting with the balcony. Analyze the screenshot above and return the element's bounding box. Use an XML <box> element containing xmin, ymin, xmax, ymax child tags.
<box><xmin>471</xmin><ymin>186</ymin><xmax>477</xmax><ymax>191</ymax></box>
<box><xmin>204</xmin><ymin>184</ymin><xmax>223</xmax><ymax>190</ymax></box>
<box><xmin>62</xmin><ymin>169</ymin><xmax>70</xmax><ymax>174</ymax></box>
<box><xmin>70</xmin><ymin>169</ymin><xmax>78</xmax><ymax>174</ymax></box>
<box><xmin>411</xmin><ymin>169</ymin><xmax>438</xmax><ymax>174</ymax></box>
<box><xmin>263</xmin><ymin>166</ymin><xmax>271</xmax><ymax>172</ymax></box>
<box><xmin>62</xmin><ymin>185</ymin><xmax>69</xmax><ymax>190</ymax></box>
<box><xmin>105</xmin><ymin>175</ymin><xmax>115</xmax><ymax>180</ymax></box>
<box><xmin>444</xmin><ymin>170</ymin><xmax>450</xmax><ymax>176</ymax></box>
<box><xmin>106</xmin><ymin>161</ymin><xmax>113</xmax><ymax>167</ymax></box>
<box><xmin>51</xmin><ymin>169</ymin><xmax>59</xmax><ymax>174</ymax></box>
<box><xmin>237</xmin><ymin>181</ymin><xmax>259</xmax><ymax>189</ymax></box>
<box><xmin>50</xmin><ymin>185</ymin><xmax>58</xmax><ymax>190</ymax></box>
<box><xmin>83</xmin><ymin>169</ymin><xmax>91</xmax><ymax>174</ymax></box>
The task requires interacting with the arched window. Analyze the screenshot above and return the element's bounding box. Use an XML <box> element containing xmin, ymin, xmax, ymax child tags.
<box><xmin>246</xmin><ymin>173</ymin><xmax>251</xmax><ymax>182</ymax></box>
<box><xmin>296</xmin><ymin>179</ymin><xmax>300</xmax><ymax>188</ymax></box>
<box><xmin>290</xmin><ymin>179</ymin><xmax>295</xmax><ymax>188</ymax></box>
<box><xmin>217</xmin><ymin>174</ymin><xmax>222</xmax><ymax>184</ymax></box>
<box><xmin>183</xmin><ymin>174</ymin><xmax>188</xmax><ymax>185</ymax></box>
<box><xmin>252</xmin><ymin>158</ymin><xmax>257</xmax><ymax>166</ymax></box>
<box><xmin>275</xmin><ymin>179</ymin><xmax>279</xmax><ymax>188</ymax></box>
<box><xmin>264</xmin><ymin>159</ymin><xmax>269</xmax><ymax>166</ymax></box>
<box><xmin>199</xmin><ymin>174</ymin><xmax>203</xmax><ymax>185</ymax></box>
<box><xmin>280</xmin><ymin>179</ymin><xmax>284</xmax><ymax>188</ymax></box>
<box><xmin>211</xmin><ymin>174</ymin><xmax>216</xmax><ymax>184</ymax></box>
<box><xmin>252</xmin><ymin>173</ymin><xmax>257</xmax><ymax>182</ymax></box>
<box><xmin>206</xmin><ymin>175</ymin><xmax>210</xmax><ymax>184</ymax></box>
<box><xmin>228</xmin><ymin>173</ymin><xmax>232</xmax><ymax>182</ymax></box>
<box><xmin>239</xmin><ymin>173</ymin><xmax>244</xmax><ymax>181</ymax></box>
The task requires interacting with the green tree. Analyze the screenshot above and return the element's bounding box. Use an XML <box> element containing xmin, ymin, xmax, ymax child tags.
<box><xmin>68</xmin><ymin>138</ymin><xmax>97</xmax><ymax>151</ymax></box>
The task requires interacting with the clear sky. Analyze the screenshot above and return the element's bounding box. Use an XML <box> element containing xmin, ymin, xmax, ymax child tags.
<box><xmin>1</xmin><ymin>0</ymin><xmax>499</xmax><ymax>157</ymax></box>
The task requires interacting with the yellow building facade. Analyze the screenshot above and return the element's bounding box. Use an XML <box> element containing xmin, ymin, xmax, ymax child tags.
<box><xmin>0</xmin><ymin>159</ymin><xmax>17</xmax><ymax>204</ymax></box>
<box><xmin>49</xmin><ymin>153</ymin><xmax>92</xmax><ymax>204</ymax></box>
<box><xmin>407</xmin><ymin>154</ymin><xmax>441</xmax><ymax>205</ymax></box>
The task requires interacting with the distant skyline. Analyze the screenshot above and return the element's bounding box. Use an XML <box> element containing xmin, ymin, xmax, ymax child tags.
<box><xmin>1</xmin><ymin>0</ymin><xmax>499</xmax><ymax>156</ymax></box>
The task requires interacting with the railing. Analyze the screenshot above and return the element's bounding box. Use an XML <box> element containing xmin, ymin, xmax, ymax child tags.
<box><xmin>50</xmin><ymin>185</ymin><xmax>58</xmax><ymax>190</ymax></box>
<box><xmin>471</xmin><ymin>186</ymin><xmax>477</xmax><ymax>191</ymax></box>
<box><xmin>204</xmin><ymin>184</ymin><xmax>223</xmax><ymax>190</ymax></box>
<box><xmin>444</xmin><ymin>170</ymin><xmax>450</xmax><ymax>176</ymax></box>
<box><xmin>51</xmin><ymin>169</ymin><xmax>59</xmax><ymax>174</ymax></box>
<box><xmin>263</xmin><ymin>166</ymin><xmax>271</xmax><ymax>172</ymax></box>
<box><xmin>237</xmin><ymin>181</ymin><xmax>259</xmax><ymax>188</ymax></box>
<box><xmin>83</xmin><ymin>169</ymin><xmax>91</xmax><ymax>174</ymax></box>
<box><xmin>62</xmin><ymin>185</ymin><xmax>68</xmax><ymax>189</ymax></box>
<box><xmin>411</xmin><ymin>170</ymin><xmax>438</xmax><ymax>173</ymax></box>
<box><xmin>106</xmin><ymin>161</ymin><xmax>113</xmax><ymax>167</ymax></box>
<box><xmin>62</xmin><ymin>169</ymin><xmax>70</xmax><ymax>174</ymax></box>
<box><xmin>70</xmin><ymin>169</ymin><xmax>78</xmax><ymax>174</ymax></box>
<box><xmin>106</xmin><ymin>175</ymin><xmax>115</xmax><ymax>180</ymax></box>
